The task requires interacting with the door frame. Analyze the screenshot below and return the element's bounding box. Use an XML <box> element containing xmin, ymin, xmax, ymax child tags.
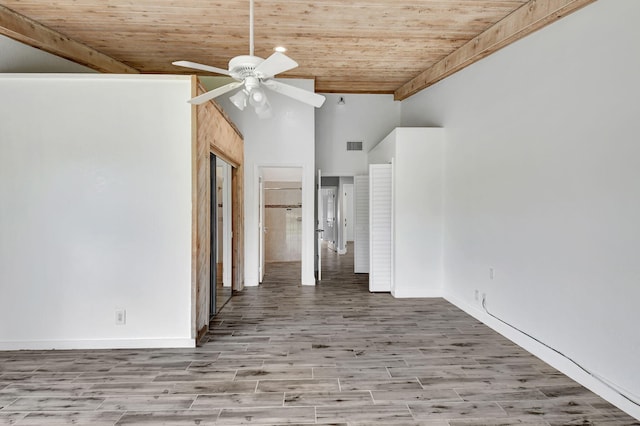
<box><xmin>258</xmin><ymin>176</ymin><xmax>265</xmax><ymax>283</ymax></box>
<box><xmin>256</xmin><ymin>164</ymin><xmax>306</xmax><ymax>284</ymax></box>
<box><xmin>316</xmin><ymin>169</ymin><xmax>322</xmax><ymax>281</ymax></box>
<box><xmin>209</xmin><ymin>153</ymin><xmax>218</xmax><ymax>318</ymax></box>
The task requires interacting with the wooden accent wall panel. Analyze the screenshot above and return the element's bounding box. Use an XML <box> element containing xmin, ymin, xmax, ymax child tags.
<box><xmin>232</xmin><ymin>164</ymin><xmax>244</xmax><ymax>293</ymax></box>
<box><xmin>190</xmin><ymin>76</ymin><xmax>199</xmax><ymax>340</ymax></box>
<box><xmin>193</xmin><ymin>79</ymin><xmax>244</xmax><ymax>340</ymax></box>
<box><xmin>194</xmin><ymin>89</ymin><xmax>211</xmax><ymax>339</ymax></box>
<box><xmin>199</xmin><ymin>98</ymin><xmax>243</xmax><ymax>167</ymax></box>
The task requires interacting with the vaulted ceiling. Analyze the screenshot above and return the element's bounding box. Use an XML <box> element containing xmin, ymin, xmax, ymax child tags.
<box><xmin>0</xmin><ymin>0</ymin><xmax>593</xmax><ymax>100</ymax></box>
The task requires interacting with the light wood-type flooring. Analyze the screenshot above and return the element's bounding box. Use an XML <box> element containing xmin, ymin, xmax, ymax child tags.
<box><xmin>1</xmin><ymin>244</ymin><xmax>637</xmax><ymax>425</ymax></box>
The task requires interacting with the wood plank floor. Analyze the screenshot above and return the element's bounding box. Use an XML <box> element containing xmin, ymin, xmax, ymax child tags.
<box><xmin>1</xmin><ymin>244</ymin><xmax>637</xmax><ymax>425</ymax></box>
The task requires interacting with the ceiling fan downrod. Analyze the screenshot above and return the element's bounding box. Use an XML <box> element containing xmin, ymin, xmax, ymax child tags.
<box><xmin>249</xmin><ymin>0</ymin><xmax>254</xmax><ymax>57</ymax></box>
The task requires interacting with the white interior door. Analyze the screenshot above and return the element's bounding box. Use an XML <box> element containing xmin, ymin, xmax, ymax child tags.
<box><xmin>354</xmin><ymin>175</ymin><xmax>369</xmax><ymax>273</ymax></box>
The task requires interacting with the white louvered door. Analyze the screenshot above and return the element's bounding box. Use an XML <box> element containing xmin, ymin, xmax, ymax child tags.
<box><xmin>354</xmin><ymin>175</ymin><xmax>369</xmax><ymax>273</ymax></box>
<box><xmin>369</xmin><ymin>164</ymin><xmax>393</xmax><ymax>292</ymax></box>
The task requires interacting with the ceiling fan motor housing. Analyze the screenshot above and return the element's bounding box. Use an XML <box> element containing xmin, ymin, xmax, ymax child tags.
<box><xmin>229</xmin><ymin>55</ymin><xmax>266</xmax><ymax>80</ymax></box>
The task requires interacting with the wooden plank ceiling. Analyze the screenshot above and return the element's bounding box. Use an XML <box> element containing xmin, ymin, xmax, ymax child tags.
<box><xmin>0</xmin><ymin>0</ymin><xmax>594</xmax><ymax>99</ymax></box>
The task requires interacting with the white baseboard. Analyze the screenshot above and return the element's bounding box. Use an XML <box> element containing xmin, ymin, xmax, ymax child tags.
<box><xmin>392</xmin><ymin>289</ymin><xmax>443</xmax><ymax>298</ymax></box>
<box><xmin>302</xmin><ymin>273</ymin><xmax>316</xmax><ymax>286</ymax></box>
<box><xmin>444</xmin><ymin>292</ymin><xmax>640</xmax><ymax>421</ymax></box>
<box><xmin>0</xmin><ymin>338</ymin><xmax>196</xmax><ymax>351</ymax></box>
<box><xmin>244</xmin><ymin>274</ymin><xmax>259</xmax><ymax>287</ymax></box>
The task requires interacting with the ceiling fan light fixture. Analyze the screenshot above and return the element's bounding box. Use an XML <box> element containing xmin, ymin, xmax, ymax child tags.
<box><xmin>249</xmin><ymin>87</ymin><xmax>267</xmax><ymax>107</ymax></box>
<box><xmin>229</xmin><ymin>89</ymin><xmax>248</xmax><ymax>111</ymax></box>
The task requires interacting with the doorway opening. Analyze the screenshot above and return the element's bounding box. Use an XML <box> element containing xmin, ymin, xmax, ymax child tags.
<box><xmin>210</xmin><ymin>154</ymin><xmax>233</xmax><ymax>317</ymax></box>
<box><xmin>259</xmin><ymin>167</ymin><xmax>303</xmax><ymax>284</ymax></box>
<box><xmin>317</xmin><ymin>175</ymin><xmax>358</xmax><ymax>280</ymax></box>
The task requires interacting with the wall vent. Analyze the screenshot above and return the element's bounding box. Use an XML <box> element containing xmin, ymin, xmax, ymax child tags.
<box><xmin>346</xmin><ymin>141</ymin><xmax>363</xmax><ymax>151</ymax></box>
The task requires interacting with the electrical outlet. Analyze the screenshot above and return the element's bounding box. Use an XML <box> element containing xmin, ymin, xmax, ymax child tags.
<box><xmin>489</xmin><ymin>268</ymin><xmax>495</xmax><ymax>280</ymax></box>
<box><xmin>115</xmin><ymin>309</ymin><xmax>126</xmax><ymax>325</ymax></box>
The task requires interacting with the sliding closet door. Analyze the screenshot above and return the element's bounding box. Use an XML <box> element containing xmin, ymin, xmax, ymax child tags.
<box><xmin>369</xmin><ymin>164</ymin><xmax>392</xmax><ymax>292</ymax></box>
<box><xmin>354</xmin><ymin>175</ymin><xmax>369</xmax><ymax>274</ymax></box>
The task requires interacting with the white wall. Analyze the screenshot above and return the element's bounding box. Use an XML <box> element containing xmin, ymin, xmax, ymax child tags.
<box><xmin>218</xmin><ymin>79</ymin><xmax>316</xmax><ymax>286</ymax></box>
<box><xmin>394</xmin><ymin>129</ymin><xmax>444</xmax><ymax>298</ymax></box>
<box><xmin>0</xmin><ymin>35</ymin><xmax>96</xmax><ymax>73</ymax></box>
<box><xmin>401</xmin><ymin>0</ymin><xmax>640</xmax><ymax>417</ymax></box>
<box><xmin>0</xmin><ymin>75</ymin><xmax>194</xmax><ymax>349</ymax></box>
<box><xmin>316</xmin><ymin>94</ymin><xmax>400</xmax><ymax>176</ymax></box>
<box><xmin>262</xmin><ymin>167</ymin><xmax>304</xmax><ymax>182</ymax></box>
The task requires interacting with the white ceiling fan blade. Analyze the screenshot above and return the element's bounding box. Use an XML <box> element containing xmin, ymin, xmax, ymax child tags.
<box><xmin>188</xmin><ymin>82</ymin><xmax>243</xmax><ymax>105</ymax></box>
<box><xmin>172</xmin><ymin>60</ymin><xmax>231</xmax><ymax>76</ymax></box>
<box><xmin>254</xmin><ymin>52</ymin><xmax>298</xmax><ymax>78</ymax></box>
<box><xmin>262</xmin><ymin>80</ymin><xmax>326</xmax><ymax>108</ymax></box>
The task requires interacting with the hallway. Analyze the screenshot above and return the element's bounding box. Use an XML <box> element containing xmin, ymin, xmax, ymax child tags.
<box><xmin>0</xmin><ymin>247</ymin><xmax>636</xmax><ymax>424</ymax></box>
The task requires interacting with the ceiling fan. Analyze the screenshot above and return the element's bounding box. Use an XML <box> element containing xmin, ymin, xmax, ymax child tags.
<box><xmin>172</xmin><ymin>0</ymin><xmax>325</xmax><ymax>118</ymax></box>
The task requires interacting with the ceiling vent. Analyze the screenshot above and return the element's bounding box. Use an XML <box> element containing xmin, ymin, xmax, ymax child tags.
<box><xmin>346</xmin><ymin>141</ymin><xmax>363</xmax><ymax>151</ymax></box>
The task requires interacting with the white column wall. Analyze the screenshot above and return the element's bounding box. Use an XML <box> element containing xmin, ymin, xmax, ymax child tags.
<box><xmin>0</xmin><ymin>75</ymin><xmax>194</xmax><ymax>349</ymax></box>
<box><xmin>218</xmin><ymin>79</ymin><xmax>316</xmax><ymax>286</ymax></box>
<box><xmin>401</xmin><ymin>0</ymin><xmax>640</xmax><ymax>418</ymax></box>
<box><xmin>393</xmin><ymin>128</ymin><xmax>444</xmax><ymax>298</ymax></box>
